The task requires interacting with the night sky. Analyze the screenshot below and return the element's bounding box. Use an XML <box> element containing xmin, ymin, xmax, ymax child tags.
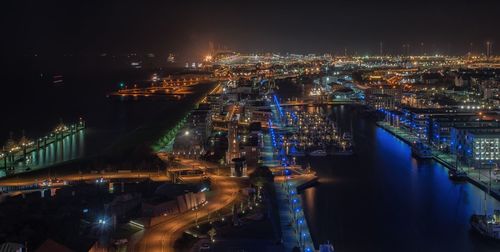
<box><xmin>2</xmin><ymin>0</ymin><xmax>500</xmax><ymax>58</ymax></box>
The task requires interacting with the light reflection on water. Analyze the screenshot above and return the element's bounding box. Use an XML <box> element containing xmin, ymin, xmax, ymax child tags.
<box><xmin>1</xmin><ymin>130</ymin><xmax>86</xmax><ymax>177</ymax></box>
<box><xmin>300</xmin><ymin>106</ymin><xmax>500</xmax><ymax>252</ymax></box>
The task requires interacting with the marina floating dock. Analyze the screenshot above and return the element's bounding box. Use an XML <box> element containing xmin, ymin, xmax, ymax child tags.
<box><xmin>1</xmin><ymin>120</ymin><xmax>86</xmax><ymax>172</ymax></box>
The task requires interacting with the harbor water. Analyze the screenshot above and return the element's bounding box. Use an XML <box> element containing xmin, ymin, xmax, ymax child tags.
<box><xmin>301</xmin><ymin>105</ymin><xmax>500</xmax><ymax>252</ymax></box>
<box><xmin>0</xmin><ymin>61</ymin><xmax>211</xmax><ymax>177</ymax></box>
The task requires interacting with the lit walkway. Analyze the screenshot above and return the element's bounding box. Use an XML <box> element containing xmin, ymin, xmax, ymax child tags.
<box><xmin>264</xmin><ymin>94</ymin><xmax>315</xmax><ymax>251</ymax></box>
<box><xmin>275</xmin><ymin>179</ymin><xmax>315</xmax><ymax>252</ymax></box>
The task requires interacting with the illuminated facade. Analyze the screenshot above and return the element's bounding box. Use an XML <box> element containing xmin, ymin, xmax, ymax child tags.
<box><xmin>226</xmin><ymin>120</ymin><xmax>240</xmax><ymax>168</ymax></box>
<box><xmin>469</xmin><ymin>133</ymin><xmax>500</xmax><ymax>164</ymax></box>
<box><xmin>449</xmin><ymin>127</ymin><xmax>500</xmax><ymax>166</ymax></box>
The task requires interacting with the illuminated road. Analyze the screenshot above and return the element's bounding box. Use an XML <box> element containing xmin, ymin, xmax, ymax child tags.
<box><xmin>133</xmin><ymin>175</ymin><xmax>240</xmax><ymax>252</ymax></box>
<box><xmin>280</xmin><ymin>99</ymin><xmax>361</xmax><ymax>106</ymax></box>
<box><xmin>199</xmin><ymin>82</ymin><xmax>223</xmax><ymax>103</ymax></box>
<box><xmin>0</xmin><ymin>171</ymin><xmax>169</xmax><ymax>187</ymax></box>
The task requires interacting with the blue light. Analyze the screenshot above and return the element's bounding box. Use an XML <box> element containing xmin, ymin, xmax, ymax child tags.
<box><xmin>273</xmin><ymin>95</ymin><xmax>284</xmax><ymax>117</ymax></box>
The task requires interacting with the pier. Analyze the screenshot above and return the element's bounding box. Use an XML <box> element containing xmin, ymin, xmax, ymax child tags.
<box><xmin>1</xmin><ymin>119</ymin><xmax>86</xmax><ymax>174</ymax></box>
<box><xmin>261</xmin><ymin>93</ymin><xmax>316</xmax><ymax>251</ymax></box>
<box><xmin>107</xmin><ymin>77</ymin><xmax>214</xmax><ymax>98</ymax></box>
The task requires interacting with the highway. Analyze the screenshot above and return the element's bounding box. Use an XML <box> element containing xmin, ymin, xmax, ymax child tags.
<box><xmin>133</xmin><ymin>175</ymin><xmax>240</xmax><ymax>252</ymax></box>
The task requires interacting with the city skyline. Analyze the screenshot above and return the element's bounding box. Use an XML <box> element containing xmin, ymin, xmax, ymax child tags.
<box><xmin>1</xmin><ymin>1</ymin><xmax>500</xmax><ymax>252</ymax></box>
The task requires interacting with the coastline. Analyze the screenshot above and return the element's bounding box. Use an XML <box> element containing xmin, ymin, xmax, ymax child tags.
<box><xmin>0</xmin><ymin>82</ymin><xmax>217</xmax><ymax>182</ymax></box>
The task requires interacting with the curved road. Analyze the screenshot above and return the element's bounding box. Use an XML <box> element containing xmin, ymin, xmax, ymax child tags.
<box><xmin>134</xmin><ymin>175</ymin><xmax>240</xmax><ymax>252</ymax></box>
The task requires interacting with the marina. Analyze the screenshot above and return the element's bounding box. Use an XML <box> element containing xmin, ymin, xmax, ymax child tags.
<box><xmin>1</xmin><ymin>120</ymin><xmax>85</xmax><ymax>176</ymax></box>
<box><xmin>299</xmin><ymin>105</ymin><xmax>500</xmax><ymax>251</ymax></box>
<box><xmin>278</xmin><ymin>108</ymin><xmax>354</xmax><ymax>157</ymax></box>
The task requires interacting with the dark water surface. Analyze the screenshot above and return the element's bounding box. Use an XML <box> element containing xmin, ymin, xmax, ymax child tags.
<box><xmin>301</xmin><ymin>105</ymin><xmax>500</xmax><ymax>252</ymax></box>
<box><xmin>1</xmin><ymin>63</ymin><xmax>210</xmax><ymax>175</ymax></box>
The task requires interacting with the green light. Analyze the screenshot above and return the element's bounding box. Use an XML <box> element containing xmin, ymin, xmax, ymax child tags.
<box><xmin>119</xmin><ymin>82</ymin><xmax>125</xmax><ymax>88</ymax></box>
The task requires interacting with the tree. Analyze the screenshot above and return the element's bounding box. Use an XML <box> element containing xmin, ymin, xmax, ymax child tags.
<box><xmin>208</xmin><ymin>227</ymin><xmax>216</xmax><ymax>242</ymax></box>
<box><xmin>249</xmin><ymin>166</ymin><xmax>274</xmax><ymax>198</ymax></box>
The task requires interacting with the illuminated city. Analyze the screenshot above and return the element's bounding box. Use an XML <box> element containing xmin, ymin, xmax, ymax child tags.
<box><xmin>1</xmin><ymin>1</ymin><xmax>500</xmax><ymax>252</ymax></box>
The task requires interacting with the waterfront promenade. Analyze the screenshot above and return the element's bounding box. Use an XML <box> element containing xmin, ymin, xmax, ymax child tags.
<box><xmin>263</xmin><ymin>95</ymin><xmax>316</xmax><ymax>251</ymax></box>
<box><xmin>377</xmin><ymin>121</ymin><xmax>500</xmax><ymax>199</ymax></box>
<box><xmin>262</xmin><ymin>130</ymin><xmax>315</xmax><ymax>252</ymax></box>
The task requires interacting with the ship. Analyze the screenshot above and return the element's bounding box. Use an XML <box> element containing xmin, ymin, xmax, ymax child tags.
<box><xmin>52</xmin><ymin>75</ymin><xmax>64</xmax><ymax>85</ymax></box>
<box><xmin>167</xmin><ymin>53</ymin><xmax>175</xmax><ymax>63</ymax></box>
<box><xmin>411</xmin><ymin>141</ymin><xmax>433</xmax><ymax>159</ymax></box>
<box><xmin>470</xmin><ymin>210</ymin><xmax>500</xmax><ymax>240</ymax></box>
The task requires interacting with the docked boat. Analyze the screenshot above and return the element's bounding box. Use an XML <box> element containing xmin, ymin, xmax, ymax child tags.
<box><xmin>319</xmin><ymin>241</ymin><xmax>335</xmax><ymax>252</ymax></box>
<box><xmin>411</xmin><ymin>141</ymin><xmax>433</xmax><ymax>159</ymax></box>
<box><xmin>470</xmin><ymin>210</ymin><xmax>500</xmax><ymax>240</ymax></box>
<box><xmin>334</xmin><ymin>132</ymin><xmax>354</xmax><ymax>155</ymax></box>
<box><xmin>448</xmin><ymin>168</ymin><xmax>467</xmax><ymax>181</ymax></box>
<box><xmin>309</xmin><ymin>149</ymin><xmax>327</xmax><ymax>157</ymax></box>
<box><xmin>342</xmin><ymin>132</ymin><xmax>352</xmax><ymax>141</ymax></box>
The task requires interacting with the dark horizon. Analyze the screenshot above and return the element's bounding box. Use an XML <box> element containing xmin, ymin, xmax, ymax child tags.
<box><xmin>2</xmin><ymin>0</ymin><xmax>499</xmax><ymax>60</ymax></box>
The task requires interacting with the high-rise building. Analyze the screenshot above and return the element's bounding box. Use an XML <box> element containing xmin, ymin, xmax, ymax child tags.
<box><xmin>226</xmin><ymin>120</ymin><xmax>240</xmax><ymax>166</ymax></box>
<box><xmin>486</xmin><ymin>41</ymin><xmax>492</xmax><ymax>59</ymax></box>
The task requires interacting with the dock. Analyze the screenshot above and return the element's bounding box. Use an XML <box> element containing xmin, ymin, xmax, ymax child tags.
<box><xmin>1</xmin><ymin>120</ymin><xmax>86</xmax><ymax>172</ymax></box>
<box><xmin>262</xmin><ymin>93</ymin><xmax>316</xmax><ymax>251</ymax></box>
<box><xmin>107</xmin><ymin>78</ymin><xmax>213</xmax><ymax>98</ymax></box>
